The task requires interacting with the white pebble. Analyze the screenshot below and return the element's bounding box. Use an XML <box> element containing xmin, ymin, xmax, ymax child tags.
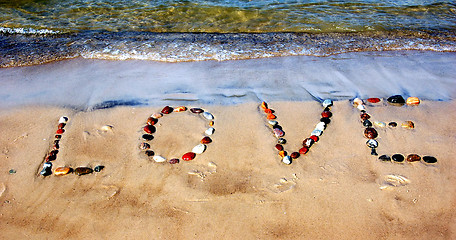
<box><xmin>357</xmin><ymin>104</ymin><xmax>366</xmax><ymax>111</ymax></box>
<box><xmin>322</xmin><ymin>99</ymin><xmax>333</xmax><ymax>108</ymax></box>
<box><xmin>202</xmin><ymin>112</ymin><xmax>214</xmax><ymax>120</ymax></box>
<box><xmin>311</xmin><ymin>129</ymin><xmax>323</xmax><ymax>136</ymax></box>
<box><xmin>153</xmin><ymin>155</ymin><xmax>166</xmax><ymax>163</ymax></box>
<box><xmin>205</xmin><ymin>127</ymin><xmax>215</xmax><ymax>135</ymax></box>
<box><xmin>282</xmin><ymin>156</ymin><xmax>292</xmax><ymax>165</ymax></box>
<box><xmin>315</xmin><ymin>122</ymin><xmax>326</xmax><ymax>131</ymax></box>
<box><xmin>192</xmin><ymin>144</ymin><xmax>207</xmax><ymax>154</ymax></box>
<box><xmin>374</xmin><ymin>121</ymin><xmax>386</xmax><ymax>128</ymax></box>
<box><xmin>59</xmin><ymin>116</ymin><xmax>68</xmax><ymax>123</ymax></box>
<box><xmin>353</xmin><ymin>98</ymin><xmax>364</xmax><ymax>106</ymax></box>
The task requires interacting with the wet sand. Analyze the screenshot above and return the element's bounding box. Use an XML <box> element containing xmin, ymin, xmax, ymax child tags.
<box><xmin>0</xmin><ymin>100</ymin><xmax>455</xmax><ymax>239</ymax></box>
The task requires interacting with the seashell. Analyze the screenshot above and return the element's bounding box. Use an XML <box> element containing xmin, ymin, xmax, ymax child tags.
<box><xmin>147</xmin><ymin>117</ymin><xmax>158</xmax><ymax>125</ymax></box>
<box><xmin>182</xmin><ymin>152</ymin><xmax>196</xmax><ymax>161</ymax></box>
<box><xmin>321</xmin><ymin>111</ymin><xmax>332</xmax><ymax>118</ymax></box>
<box><xmin>357</xmin><ymin>104</ymin><xmax>366</xmax><ymax>111</ymax></box>
<box><xmin>153</xmin><ymin>155</ymin><xmax>166</xmax><ymax>163</ymax></box>
<box><xmin>363</xmin><ymin>119</ymin><xmax>372</xmax><ymax>127</ymax></box>
<box><xmin>139</xmin><ymin>142</ymin><xmax>150</xmax><ymax>150</ymax></box>
<box><xmin>202</xmin><ymin>112</ymin><xmax>214</xmax><ymax>120</ymax></box>
<box><xmin>360</xmin><ymin>113</ymin><xmax>370</xmax><ymax>121</ymax></box>
<box><xmin>422</xmin><ymin>156</ymin><xmax>437</xmax><ymax>164</ymax></box>
<box><xmin>388</xmin><ymin>122</ymin><xmax>397</xmax><ymax>127</ymax></box>
<box><xmin>74</xmin><ymin>167</ymin><xmax>93</xmax><ymax>176</ymax></box>
<box><xmin>378</xmin><ymin>155</ymin><xmax>391</xmax><ymax>161</ymax></box>
<box><xmin>322</xmin><ymin>99</ymin><xmax>333</xmax><ymax>108</ymax></box>
<box><xmin>387</xmin><ymin>95</ymin><xmax>405</xmax><ymax>106</ymax></box>
<box><xmin>56</xmin><ymin>129</ymin><xmax>64</xmax><ymax>134</ymax></box>
<box><xmin>275</xmin><ymin>144</ymin><xmax>284</xmax><ymax>151</ymax></box>
<box><xmin>100</xmin><ymin>125</ymin><xmax>113</xmax><ymax>132</ymax></box>
<box><xmin>190</xmin><ymin>108</ymin><xmax>204</xmax><ymax>114</ymax></box>
<box><xmin>277</xmin><ymin>138</ymin><xmax>286</xmax><ymax>144</ymax></box>
<box><xmin>311</xmin><ymin>129</ymin><xmax>323</xmax><ymax>136</ymax></box>
<box><xmin>320</xmin><ymin>117</ymin><xmax>331</xmax><ymax>125</ymax></box>
<box><xmin>201</xmin><ymin>136</ymin><xmax>212</xmax><ymax>144</ymax></box>
<box><xmin>392</xmin><ymin>154</ymin><xmax>405</xmax><ymax>163</ymax></box>
<box><xmin>406</xmin><ymin>97</ymin><xmax>420</xmax><ymax>105</ymax></box>
<box><xmin>299</xmin><ymin>147</ymin><xmax>309</xmax><ymax>155</ymax></box>
<box><xmin>54</xmin><ymin>167</ymin><xmax>71</xmax><ymax>176</ymax></box>
<box><xmin>310</xmin><ymin>135</ymin><xmax>319</xmax><ymax>142</ymax></box>
<box><xmin>268</xmin><ymin>120</ymin><xmax>278</xmax><ymax>126</ymax></box>
<box><xmin>58</xmin><ymin>123</ymin><xmax>66</xmax><ymax>129</ymax></box>
<box><xmin>364</xmin><ymin>128</ymin><xmax>378</xmax><ymax>139</ymax></box>
<box><xmin>192</xmin><ymin>144</ymin><xmax>207</xmax><ymax>154</ymax></box>
<box><xmin>151</xmin><ymin>113</ymin><xmax>163</xmax><ymax>119</ymax></box>
<box><xmin>316</xmin><ymin>122</ymin><xmax>326</xmax><ymax>131</ymax></box>
<box><xmin>205</xmin><ymin>127</ymin><xmax>215</xmax><ymax>136</ymax></box>
<box><xmin>366</xmin><ymin>139</ymin><xmax>378</xmax><ymax>148</ymax></box>
<box><xmin>209</xmin><ymin>121</ymin><xmax>214</xmax><ymax>126</ymax></box>
<box><xmin>278</xmin><ymin>151</ymin><xmax>287</xmax><ymax>157</ymax></box>
<box><xmin>145</xmin><ymin>150</ymin><xmax>155</xmax><ymax>156</ymax></box>
<box><xmin>303</xmin><ymin>138</ymin><xmax>314</xmax><ymax>148</ymax></box>
<box><xmin>169</xmin><ymin>158</ymin><xmax>179</xmax><ymax>164</ymax></box>
<box><xmin>260</xmin><ymin>101</ymin><xmax>268</xmax><ymax>110</ymax></box>
<box><xmin>142</xmin><ymin>134</ymin><xmax>154</xmax><ymax>141</ymax></box>
<box><xmin>401</xmin><ymin>121</ymin><xmax>414</xmax><ymax>129</ymax></box>
<box><xmin>406</xmin><ymin>154</ymin><xmax>421</xmax><ymax>162</ymax></box>
<box><xmin>273</xmin><ymin>128</ymin><xmax>285</xmax><ymax>138</ymax></box>
<box><xmin>290</xmin><ymin>152</ymin><xmax>300</xmax><ymax>159</ymax></box>
<box><xmin>374</xmin><ymin>121</ymin><xmax>386</xmax><ymax>128</ymax></box>
<box><xmin>367</xmin><ymin>98</ymin><xmax>381</xmax><ymax>103</ymax></box>
<box><xmin>266</xmin><ymin>113</ymin><xmax>276</xmax><ymax>120</ymax></box>
<box><xmin>144</xmin><ymin>125</ymin><xmax>156</xmax><ymax>134</ymax></box>
<box><xmin>59</xmin><ymin>116</ymin><xmax>68</xmax><ymax>124</ymax></box>
<box><xmin>161</xmin><ymin>106</ymin><xmax>173</xmax><ymax>114</ymax></box>
<box><xmin>94</xmin><ymin>165</ymin><xmax>104</xmax><ymax>172</ymax></box>
<box><xmin>173</xmin><ymin>106</ymin><xmax>187</xmax><ymax>112</ymax></box>
<box><xmin>282</xmin><ymin>156</ymin><xmax>292</xmax><ymax>165</ymax></box>
<box><xmin>353</xmin><ymin>98</ymin><xmax>363</xmax><ymax>106</ymax></box>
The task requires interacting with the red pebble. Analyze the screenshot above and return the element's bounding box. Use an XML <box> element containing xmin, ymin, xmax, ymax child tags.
<box><xmin>299</xmin><ymin>147</ymin><xmax>309</xmax><ymax>155</ymax></box>
<box><xmin>321</xmin><ymin>111</ymin><xmax>332</xmax><ymax>118</ymax></box>
<box><xmin>275</xmin><ymin>144</ymin><xmax>284</xmax><ymax>151</ymax></box>
<box><xmin>290</xmin><ymin>152</ymin><xmax>300</xmax><ymax>159</ymax></box>
<box><xmin>201</xmin><ymin>136</ymin><xmax>212</xmax><ymax>144</ymax></box>
<box><xmin>58</xmin><ymin>123</ymin><xmax>65</xmax><ymax>129</ymax></box>
<box><xmin>360</xmin><ymin>113</ymin><xmax>370</xmax><ymax>121</ymax></box>
<box><xmin>310</xmin><ymin>135</ymin><xmax>319</xmax><ymax>142</ymax></box>
<box><xmin>182</xmin><ymin>152</ymin><xmax>196</xmax><ymax>161</ymax></box>
<box><xmin>147</xmin><ymin>117</ymin><xmax>158</xmax><ymax>125</ymax></box>
<box><xmin>56</xmin><ymin>129</ymin><xmax>64</xmax><ymax>134</ymax></box>
<box><xmin>161</xmin><ymin>106</ymin><xmax>173</xmax><ymax>114</ymax></box>
<box><xmin>367</xmin><ymin>98</ymin><xmax>381</xmax><ymax>103</ymax></box>
<box><xmin>144</xmin><ymin>125</ymin><xmax>156</xmax><ymax>134</ymax></box>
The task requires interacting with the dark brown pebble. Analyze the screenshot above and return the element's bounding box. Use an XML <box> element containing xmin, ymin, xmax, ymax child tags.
<box><xmin>201</xmin><ymin>136</ymin><xmax>212</xmax><ymax>144</ymax></box>
<box><xmin>190</xmin><ymin>108</ymin><xmax>204</xmax><ymax>114</ymax></box>
<box><xmin>379</xmin><ymin>155</ymin><xmax>391</xmax><ymax>161</ymax></box>
<box><xmin>364</xmin><ymin>128</ymin><xmax>378</xmax><ymax>139</ymax></box>
<box><xmin>161</xmin><ymin>106</ymin><xmax>173</xmax><ymax>114</ymax></box>
<box><xmin>275</xmin><ymin>144</ymin><xmax>284</xmax><ymax>151</ymax></box>
<box><xmin>387</xmin><ymin>95</ymin><xmax>405</xmax><ymax>105</ymax></box>
<box><xmin>58</xmin><ymin>123</ymin><xmax>66</xmax><ymax>129</ymax></box>
<box><xmin>363</xmin><ymin>119</ymin><xmax>372</xmax><ymax>127</ymax></box>
<box><xmin>55</xmin><ymin>135</ymin><xmax>62</xmax><ymax>139</ymax></box>
<box><xmin>320</xmin><ymin>117</ymin><xmax>331</xmax><ymax>125</ymax></box>
<box><xmin>144</xmin><ymin>125</ymin><xmax>156</xmax><ymax>134</ymax></box>
<box><xmin>360</xmin><ymin>113</ymin><xmax>370</xmax><ymax>121</ymax></box>
<box><xmin>74</xmin><ymin>167</ymin><xmax>93</xmax><ymax>176</ymax></box>
<box><xmin>406</xmin><ymin>154</ymin><xmax>421</xmax><ymax>162</ymax></box>
<box><xmin>388</xmin><ymin>122</ymin><xmax>397</xmax><ymax>127</ymax></box>
<box><xmin>169</xmin><ymin>158</ymin><xmax>180</xmax><ymax>164</ymax></box>
<box><xmin>147</xmin><ymin>117</ymin><xmax>158</xmax><ymax>125</ymax></box>
<box><xmin>142</xmin><ymin>134</ymin><xmax>154</xmax><ymax>141</ymax></box>
<box><xmin>53</xmin><ymin>143</ymin><xmax>59</xmax><ymax>150</ymax></box>
<box><xmin>392</xmin><ymin>154</ymin><xmax>405</xmax><ymax>163</ymax></box>
<box><xmin>290</xmin><ymin>152</ymin><xmax>300</xmax><ymax>159</ymax></box>
<box><xmin>145</xmin><ymin>150</ymin><xmax>154</xmax><ymax>156</ymax></box>
<box><xmin>140</xmin><ymin>142</ymin><xmax>150</xmax><ymax>150</ymax></box>
<box><xmin>422</xmin><ymin>156</ymin><xmax>437</xmax><ymax>164</ymax></box>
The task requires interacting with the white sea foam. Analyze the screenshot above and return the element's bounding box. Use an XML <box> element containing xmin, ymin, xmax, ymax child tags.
<box><xmin>0</xmin><ymin>27</ymin><xmax>60</xmax><ymax>35</ymax></box>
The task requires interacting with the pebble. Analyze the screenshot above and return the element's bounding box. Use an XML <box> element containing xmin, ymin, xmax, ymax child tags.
<box><xmin>353</xmin><ymin>98</ymin><xmax>364</xmax><ymax>106</ymax></box>
<box><xmin>315</xmin><ymin>122</ymin><xmax>326</xmax><ymax>131</ymax></box>
<box><xmin>201</xmin><ymin>136</ymin><xmax>212</xmax><ymax>144</ymax></box>
<box><xmin>363</xmin><ymin>119</ymin><xmax>372</xmax><ymax>127</ymax></box>
<box><xmin>278</xmin><ymin>151</ymin><xmax>287</xmax><ymax>157</ymax></box>
<box><xmin>59</xmin><ymin>116</ymin><xmax>68</xmax><ymax>124</ymax></box>
<box><xmin>273</xmin><ymin>128</ymin><xmax>285</xmax><ymax>138</ymax></box>
<box><xmin>100</xmin><ymin>125</ymin><xmax>113</xmax><ymax>132</ymax></box>
<box><xmin>190</xmin><ymin>108</ymin><xmax>204</xmax><ymax>114</ymax></box>
<box><xmin>54</xmin><ymin>167</ymin><xmax>71</xmax><ymax>176</ymax></box>
<box><xmin>392</xmin><ymin>154</ymin><xmax>405</xmax><ymax>163</ymax></box>
<box><xmin>139</xmin><ymin>142</ymin><xmax>150</xmax><ymax>150</ymax></box>
<box><xmin>364</xmin><ymin>128</ymin><xmax>378</xmax><ymax>139</ymax></box>
<box><xmin>202</xmin><ymin>112</ymin><xmax>214</xmax><ymax>120</ymax></box>
<box><xmin>388</xmin><ymin>122</ymin><xmax>397</xmax><ymax>127</ymax></box>
<box><xmin>422</xmin><ymin>156</ymin><xmax>437</xmax><ymax>164</ymax></box>
<box><xmin>266</xmin><ymin>113</ymin><xmax>277</xmax><ymax>120</ymax></box>
<box><xmin>406</xmin><ymin>97</ymin><xmax>420</xmax><ymax>105</ymax></box>
<box><xmin>268</xmin><ymin>120</ymin><xmax>278</xmax><ymax>126</ymax></box>
<box><xmin>322</xmin><ymin>99</ymin><xmax>333</xmax><ymax>108</ymax></box>
<box><xmin>142</xmin><ymin>134</ymin><xmax>154</xmax><ymax>141</ymax></box>
<box><xmin>192</xmin><ymin>144</ymin><xmax>207</xmax><ymax>154</ymax></box>
<box><xmin>311</xmin><ymin>129</ymin><xmax>323</xmax><ymax>136</ymax></box>
<box><xmin>366</xmin><ymin>139</ymin><xmax>378</xmax><ymax>148</ymax></box>
<box><xmin>321</xmin><ymin>111</ymin><xmax>332</xmax><ymax>118</ymax></box>
<box><xmin>387</xmin><ymin>95</ymin><xmax>406</xmax><ymax>106</ymax></box>
<box><xmin>367</xmin><ymin>98</ymin><xmax>381</xmax><ymax>103</ymax></box>
<box><xmin>299</xmin><ymin>147</ymin><xmax>309</xmax><ymax>155</ymax></box>
<box><xmin>303</xmin><ymin>138</ymin><xmax>314</xmax><ymax>148</ymax></box>
<box><xmin>205</xmin><ymin>127</ymin><xmax>215</xmax><ymax>135</ymax></box>
<box><xmin>290</xmin><ymin>152</ymin><xmax>300</xmax><ymax>159</ymax></box>
<box><xmin>401</xmin><ymin>121</ymin><xmax>415</xmax><ymax>129</ymax></box>
<box><xmin>58</xmin><ymin>123</ymin><xmax>66</xmax><ymax>129</ymax></box>
<box><xmin>357</xmin><ymin>104</ymin><xmax>366</xmax><ymax>111</ymax></box>
<box><xmin>144</xmin><ymin>125</ymin><xmax>156</xmax><ymax>134</ymax></box>
<box><xmin>151</xmin><ymin>113</ymin><xmax>163</xmax><ymax>119</ymax></box>
<box><xmin>374</xmin><ymin>121</ymin><xmax>386</xmax><ymax>128</ymax></box>
<box><xmin>379</xmin><ymin>155</ymin><xmax>391</xmax><ymax>161</ymax></box>
<box><xmin>173</xmin><ymin>106</ymin><xmax>187</xmax><ymax>112</ymax></box>
<box><xmin>94</xmin><ymin>165</ymin><xmax>104</xmax><ymax>172</ymax></box>
<box><xmin>275</xmin><ymin>144</ymin><xmax>284</xmax><ymax>151</ymax></box>
<box><xmin>147</xmin><ymin>117</ymin><xmax>158</xmax><ymax>125</ymax></box>
<box><xmin>320</xmin><ymin>117</ymin><xmax>331</xmax><ymax>125</ymax></box>
<box><xmin>209</xmin><ymin>121</ymin><xmax>214</xmax><ymax>126</ymax></box>
<box><xmin>145</xmin><ymin>150</ymin><xmax>155</xmax><ymax>156</ymax></box>
<box><xmin>260</xmin><ymin>101</ymin><xmax>268</xmax><ymax>110</ymax></box>
<box><xmin>310</xmin><ymin>135</ymin><xmax>319</xmax><ymax>142</ymax></box>
<box><xmin>9</xmin><ymin>169</ymin><xmax>16</xmax><ymax>174</ymax></box>
<box><xmin>56</xmin><ymin>129</ymin><xmax>64</xmax><ymax>134</ymax></box>
<box><xmin>153</xmin><ymin>155</ymin><xmax>166</xmax><ymax>162</ymax></box>
<box><xmin>282</xmin><ymin>156</ymin><xmax>292</xmax><ymax>165</ymax></box>
<box><xmin>161</xmin><ymin>106</ymin><xmax>173</xmax><ymax>114</ymax></box>
<box><xmin>40</xmin><ymin>162</ymin><xmax>52</xmax><ymax>176</ymax></box>
<box><xmin>169</xmin><ymin>158</ymin><xmax>180</xmax><ymax>164</ymax></box>
<box><xmin>360</xmin><ymin>113</ymin><xmax>370</xmax><ymax>121</ymax></box>
<box><xmin>74</xmin><ymin>167</ymin><xmax>93</xmax><ymax>176</ymax></box>
<box><xmin>277</xmin><ymin>138</ymin><xmax>286</xmax><ymax>144</ymax></box>
<box><xmin>182</xmin><ymin>152</ymin><xmax>196</xmax><ymax>161</ymax></box>
<box><xmin>406</xmin><ymin>154</ymin><xmax>421</xmax><ymax>162</ymax></box>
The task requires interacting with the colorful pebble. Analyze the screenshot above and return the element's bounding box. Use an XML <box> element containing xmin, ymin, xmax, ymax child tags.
<box><xmin>406</xmin><ymin>97</ymin><xmax>420</xmax><ymax>105</ymax></box>
<box><xmin>182</xmin><ymin>152</ymin><xmax>196</xmax><ymax>161</ymax></box>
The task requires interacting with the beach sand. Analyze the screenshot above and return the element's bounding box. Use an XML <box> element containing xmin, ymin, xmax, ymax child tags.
<box><xmin>0</xmin><ymin>99</ymin><xmax>455</xmax><ymax>239</ymax></box>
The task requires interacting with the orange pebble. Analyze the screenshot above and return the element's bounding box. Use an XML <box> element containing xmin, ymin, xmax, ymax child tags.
<box><xmin>209</xmin><ymin>121</ymin><xmax>214</xmax><ymax>126</ymax></box>
<box><xmin>260</xmin><ymin>101</ymin><xmax>268</xmax><ymax>110</ymax></box>
<box><xmin>406</xmin><ymin>97</ymin><xmax>420</xmax><ymax>105</ymax></box>
<box><xmin>278</xmin><ymin>151</ymin><xmax>287</xmax><ymax>157</ymax></box>
<box><xmin>173</xmin><ymin>106</ymin><xmax>187</xmax><ymax>112</ymax></box>
<box><xmin>264</xmin><ymin>108</ymin><xmax>273</xmax><ymax>114</ymax></box>
<box><xmin>54</xmin><ymin>167</ymin><xmax>71</xmax><ymax>176</ymax></box>
<box><xmin>266</xmin><ymin>113</ymin><xmax>276</xmax><ymax>120</ymax></box>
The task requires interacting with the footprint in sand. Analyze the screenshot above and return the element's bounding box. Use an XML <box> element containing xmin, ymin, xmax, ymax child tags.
<box><xmin>187</xmin><ymin>161</ymin><xmax>218</xmax><ymax>181</ymax></box>
<box><xmin>378</xmin><ymin>174</ymin><xmax>411</xmax><ymax>190</ymax></box>
<box><xmin>268</xmin><ymin>174</ymin><xmax>298</xmax><ymax>193</ymax></box>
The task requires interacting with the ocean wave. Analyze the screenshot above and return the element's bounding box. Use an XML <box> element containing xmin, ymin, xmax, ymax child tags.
<box><xmin>0</xmin><ymin>27</ymin><xmax>60</xmax><ymax>35</ymax></box>
<box><xmin>1</xmin><ymin>31</ymin><xmax>455</xmax><ymax>67</ymax></box>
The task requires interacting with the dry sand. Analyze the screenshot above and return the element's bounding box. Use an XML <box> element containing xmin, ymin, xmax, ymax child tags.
<box><xmin>0</xmin><ymin>100</ymin><xmax>455</xmax><ymax>239</ymax></box>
